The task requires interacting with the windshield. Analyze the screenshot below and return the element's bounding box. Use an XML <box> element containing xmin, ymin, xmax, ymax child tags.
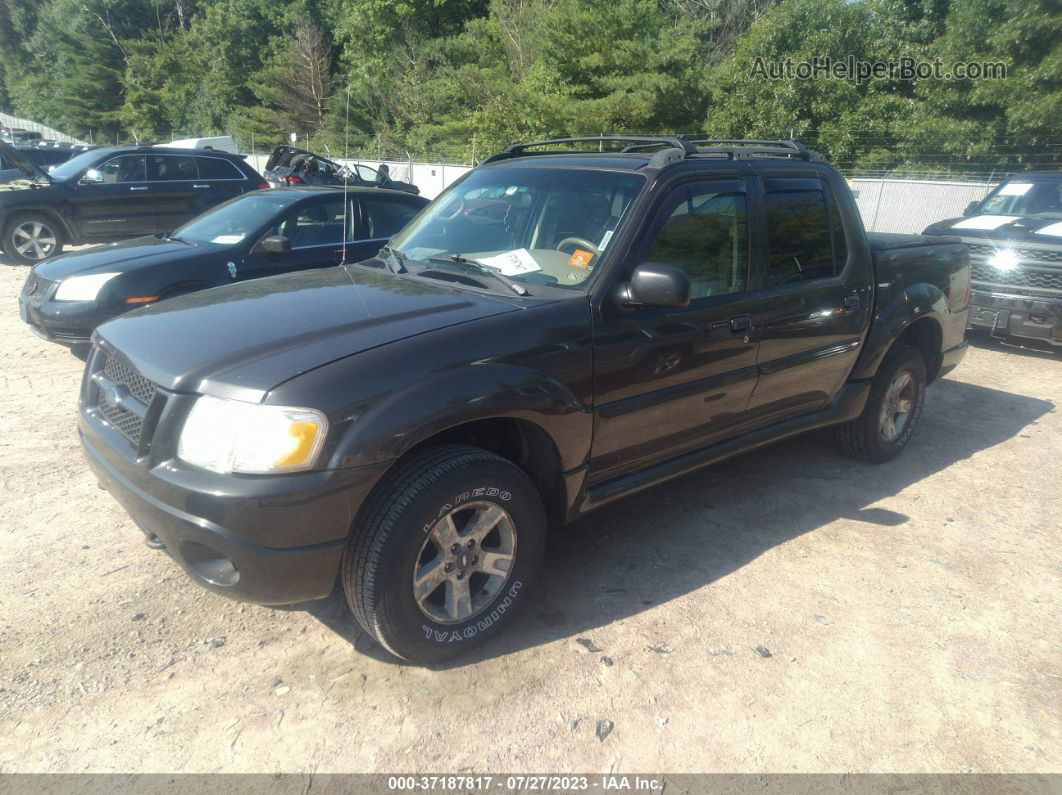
<box><xmin>980</xmin><ymin>180</ymin><xmax>1062</xmax><ymax>219</ymax></box>
<box><xmin>390</xmin><ymin>166</ymin><xmax>646</xmax><ymax>290</ymax></box>
<box><xmin>170</xmin><ymin>193</ymin><xmax>298</xmax><ymax>245</ymax></box>
<box><xmin>47</xmin><ymin>150</ymin><xmax>104</xmax><ymax>182</ymax></box>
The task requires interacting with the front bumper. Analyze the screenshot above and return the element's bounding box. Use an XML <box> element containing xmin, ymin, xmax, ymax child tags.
<box><xmin>80</xmin><ymin>413</ymin><xmax>389</xmax><ymax>605</ymax></box>
<box><xmin>968</xmin><ymin>287</ymin><xmax>1062</xmax><ymax>346</ymax></box>
<box><xmin>18</xmin><ymin>292</ymin><xmax>117</xmax><ymax>346</ymax></box>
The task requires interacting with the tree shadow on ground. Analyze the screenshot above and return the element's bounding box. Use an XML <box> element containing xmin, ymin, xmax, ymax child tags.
<box><xmin>305</xmin><ymin>378</ymin><xmax>1054</xmax><ymax>666</ymax></box>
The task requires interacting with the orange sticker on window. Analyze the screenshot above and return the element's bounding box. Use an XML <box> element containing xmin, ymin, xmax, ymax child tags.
<box><xmin>567</xmin><ymin>249</ymin><xmax>594</xmax><ymax>269</ymax></box>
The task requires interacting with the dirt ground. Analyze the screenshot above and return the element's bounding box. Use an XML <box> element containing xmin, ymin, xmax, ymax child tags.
<box><xmin>0</xmin><ymin>254</ymin><xmax>1058</xmax><ymax>775</ymax></box>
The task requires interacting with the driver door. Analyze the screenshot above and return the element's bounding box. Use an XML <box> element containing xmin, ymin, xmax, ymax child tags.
<box><xmin>589</xmin><ymin>177</ymin><xmax>764</xmax><ymax>484</ymax></box>
<box><xmin>69</xmin><ymin>154</ymin><xmax>158</xmax><ymax>238</ymax></box>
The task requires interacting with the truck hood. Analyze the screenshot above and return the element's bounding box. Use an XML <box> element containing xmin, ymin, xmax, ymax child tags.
<box><xmin>96</xmin><ymin>265</ymin><xmax>524</xmax><ymax>401</ymax></box>
<box><xmin>924</xmin><ymin>214</ymin><xmax>1062</xmax><ymax>245</ymax></box>
<box><xmin>0</xmin><ymin>141</ymin><xmax>51</xmax><ymax>183</ymax></box>
<box><xmin>35</xmin><ymin>235</ymin><xmax>212</xmax><ymax>281</ymax></box>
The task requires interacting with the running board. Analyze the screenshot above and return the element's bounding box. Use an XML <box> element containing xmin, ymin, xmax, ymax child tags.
<box><xmin>585</xmin><ymin>381</ymin><xmax>871</xmax><ymax>509</ymax></box>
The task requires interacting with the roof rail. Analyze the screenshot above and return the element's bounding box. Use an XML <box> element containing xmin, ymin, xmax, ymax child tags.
<box><xmin>485</xmin><ymin>135</ymin><xmax>699</xmax><ymax>162</ymax></box>
<box><xmin>688</xmin><ymin>139</ymin><xmax>820</xmax><ymax>161</ymax></box>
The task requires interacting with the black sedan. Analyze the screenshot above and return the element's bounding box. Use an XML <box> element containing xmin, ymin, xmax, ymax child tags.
<box><xmin>19</xmin><ymin>185</ymin><xmax>428</xmax><ymax>347</ymax></box>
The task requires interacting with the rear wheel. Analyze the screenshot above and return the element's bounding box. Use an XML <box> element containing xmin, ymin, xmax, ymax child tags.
<box><xmin>3</xmin><ymin>214</ymin><xmax>63</xmax><ymax>265</ymax></box>
<box><xmin>836</xmin><ymin>345</ymin><xmax>927</xmax><ymax>463</ymax></box>
<box><xmin>342</xmin><ymin>445</ymin><xmax>546</xmax><ymax>664</ymax></box>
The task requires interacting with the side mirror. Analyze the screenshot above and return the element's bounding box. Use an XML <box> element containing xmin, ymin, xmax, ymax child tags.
<box><xmin>616</xmin><ymin>263</ymin><xmax>691</xmax><ymax>309</ymax></box>
<box><xmin>79</xmin><ymin>168</ymin><xmax>103</xmax><ymax>184</ymax></box>
<box><xmin>260</xmin><ymin>235</ymin><xmax>292</xmax><ymax>254</ymax></box>
<box><xmin>963</xmin><ymin>200</ymin><xmax>981</xmax><ymax>217</ymax></box>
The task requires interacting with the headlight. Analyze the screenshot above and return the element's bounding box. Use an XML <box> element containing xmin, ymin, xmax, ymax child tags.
<box><xmin>54</xmin><ymin>272</ymin><xmax>119</xmax><ymax>301</ymax></box>
<box><xmin>988</xmin><ymin>249</ymin><xmax>1019</xmax><ymax>270</ymax></box>
<box><xmin>177</xmin><ymin>395</ymin><xmax>328</xmax><ymax>474</ymax></box>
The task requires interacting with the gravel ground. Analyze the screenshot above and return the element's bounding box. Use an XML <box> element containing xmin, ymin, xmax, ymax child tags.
<box><xmin>0</xmin><ymin>255</ymin><xmax>1059</xmax><ymax>774</ymax></box>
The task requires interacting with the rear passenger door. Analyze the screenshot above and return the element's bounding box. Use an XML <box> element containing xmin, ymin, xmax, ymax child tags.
<box><xmin>745</xmin><ymin>175</ymin><xmax>870</xmax><ymax>422</ymax></box>
<box><xmin>238</xmin><ymin>195</ymin><xmax>351</xmax><ymax>281</ymax></box>
<box><xmin>146</xmin><ymin>153</ymin><xmax>199</xmax><ymax>233</ymax></box>
<box><xmin>349</xmin><ymin>194</ymin><xmax>424</xmax><ymax>261</ymax></box>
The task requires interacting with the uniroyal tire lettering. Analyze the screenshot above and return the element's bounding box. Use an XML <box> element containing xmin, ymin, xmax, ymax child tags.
<box><xmin>421</xmin><ymin>580</ymin><xmax>523</xmax><ymax>643</ymax></box>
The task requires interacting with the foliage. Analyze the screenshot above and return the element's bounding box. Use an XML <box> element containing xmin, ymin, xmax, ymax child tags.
<box><xmin>0</xmin><ymin>0</ymin><xmax>1057</xmax><ymax>175</ymax></box>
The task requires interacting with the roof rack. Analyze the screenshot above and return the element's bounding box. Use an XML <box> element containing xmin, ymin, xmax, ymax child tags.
<box><xmin>688</xmin><ymin>139</ymin><xmax>820</xmax><ymax>161</ymax></box>
<box><xmin>485</xmin><ymin>135</ymin><xmax>699</xmax><ymax>162</ymax></box>
<box><xmin>483</xmin><ymin>135</ymin><xmax>824</xmax><ymax>167</ymax></box>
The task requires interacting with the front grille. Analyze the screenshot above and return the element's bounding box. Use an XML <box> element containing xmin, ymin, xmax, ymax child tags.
<box><xmin>21</xmin><ymin>273</ymin><xmax>52</xmax><ymax>304</ymax></box>
<box><xmin>103</xmin><ymin>355</ymin><xmax>156</xmax><ymax>405</ymax></box>
<box><xmin>971</xmin><ymin>264</ymin><xmax>1062</xmax><ymax>291</ymax></box>
<box><xmin>967</xmin><ymin>243</ymin><xmax>1062</xmax><ymax>265</ymax></box>
<box><xmin>97</xmin><ymin>400</ymin><xmax>144</xmax><ymax>443</ymax></box>
<box><xmin>92</xmin><ymin>352</ymin><xmax>160</xmax><ymax>448</ymax></box>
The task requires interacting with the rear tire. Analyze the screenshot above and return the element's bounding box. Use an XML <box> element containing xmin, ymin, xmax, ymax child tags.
<box><xmin>342</xmin><ymin>445</ymin><xmax>546</xmax><ymax>664</ymax></box>
<box><xmin>3</xmin><ymin>213</ymin><xmax>63</xmax><ymax>266</ymax></box>
<box><xmin>836</xmin><ymin>345</ymin><xmax>927</xmax><ymax>463</ymax></box>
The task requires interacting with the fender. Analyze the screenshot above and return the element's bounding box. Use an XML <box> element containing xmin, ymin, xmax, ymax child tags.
<box><xmin>1</xmin><ymin>203</ymin><xmax>76</xmax><ymax>242</ymax></box>
<box><xmin>849</xmin><ymin>280</ymin><xmax>947</xmax><ymax>381</ymax></box>
<box><xmin>326</xmin><ymin>362</ymin><xmax>592</xmax><ymax>473</ymax></box>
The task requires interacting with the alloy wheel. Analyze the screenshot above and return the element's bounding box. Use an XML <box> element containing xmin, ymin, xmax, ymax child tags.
<box><xmin>879</xmin><ymin>369</ymin><xmax>915</xmax><ymax>443</ymax></box>
<box><xmin>13</xmin><ymin>221</ymin><xmax>57</xmax><ymax>260</ymax></box>
<box><xmin>412</xmin><ymin>501</ymin><xmax>517</xmax><ymax>624</ymax></box>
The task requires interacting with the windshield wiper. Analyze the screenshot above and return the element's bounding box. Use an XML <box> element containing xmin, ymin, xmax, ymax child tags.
<box><xmin>379</xmin><ymin>245</ymin><xmax>407</xmax><ymax>274</ymax></box>
<box><xmin>426</xmin><ymin>254</ymin><xmax>529</xmax><ymax>296</ymax></box>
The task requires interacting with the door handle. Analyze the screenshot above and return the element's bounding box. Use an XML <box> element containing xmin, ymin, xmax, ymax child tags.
<box><xmin>729</xmin><ymin>315</ymin><xmax>752</xmax><ymax>332</ymax></box>
<box><xmin>129</xmin><ymin>186</ymin><xmax>148</xmax><ymax>191</ymax></box>
<box><xmin>193</xmin><ymin>184</ymin><xmax>210</xmax><ymax>189</ymax></box>
<box><xmin>842</xmin><ymin>294</ymin><xmax>861</xmax><ymax>311</ymax></box>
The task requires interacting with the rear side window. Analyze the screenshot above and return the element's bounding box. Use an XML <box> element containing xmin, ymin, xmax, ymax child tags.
<box><xmin>764</xmin><ymin>190</ymin><xmax>838</xmax><ymax>286</ymax></box>
<box><xmin>148</xmin><ymin>154</ymin><xmax>197</xmax><ymax>181</ymax></box>
<box><xmin>361</xmin><ymin>198</ymin><xmax>421</xmax><ymax>239</ymax></box>
<box><xmin>196</xmin><ymin>156</ymin><xmax>243</xmax><ymax>180</ymax></box>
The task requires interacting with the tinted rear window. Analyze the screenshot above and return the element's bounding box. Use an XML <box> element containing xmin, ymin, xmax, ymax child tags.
<box><xmin>196</xmin><ymin>156</ymin><xmax>243</xmax><ymax>179</ymax></box>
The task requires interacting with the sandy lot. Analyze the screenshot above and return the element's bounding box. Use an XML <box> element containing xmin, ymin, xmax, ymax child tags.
<box><xmin>0</xmin><ymin>255</ymin><xmax>1058</xmax><ymax>775</ymax></box>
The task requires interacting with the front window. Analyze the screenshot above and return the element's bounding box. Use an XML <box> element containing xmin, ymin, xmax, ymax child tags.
<box><xmin>169</xmin><ymin>193</ymin><xmax>299</xmax><ymax>246</ymax></box>
<box><xmin>391</xmin><ymin>166</ymin><xmax>646</xmax><ymax>290</ymax></box>
<box><xmin>47</xmin><ymin>150</ymin><xmax>106</xmax><ymax>182</ymax></box>
<box><xmin>980</xmin><ymin>180</ymin><xmax>1062</xmax><ymax>219</ymax></box>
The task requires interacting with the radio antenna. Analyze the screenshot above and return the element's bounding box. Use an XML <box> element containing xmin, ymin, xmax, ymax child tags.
<box><xmin>341</xmin><ymin>85</ymin><xmax>351</xmax><ymax>264</ymax></box>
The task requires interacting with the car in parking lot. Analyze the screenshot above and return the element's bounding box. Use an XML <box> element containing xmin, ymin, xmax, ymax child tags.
<box><xmin>0</xmin><ymin>144</ymin><xmax>83</xmax><ymax>184</ymax></box>
<box><xmin>263</xmin><ymin>146</ymin><xmax>419</xmax><ymax>194</ymax></box>
<box><xmin>923</xmin><ymin>172</ymin><xmax>1062</xmax><ymax>347</ymax></box>
<box><xmin>19</xmin><ymin>185</ymin><xmax>427</xmax><ymax>346</ymax></box>
<box><xmin>79</xmin><ymin>136</ymin><xmax>969</xmax><ymax>664</ymax></box>
<box><xmin>0</xmin><ymin>143</ymin><xmax>268</xmax><ymax>265</ymax></box>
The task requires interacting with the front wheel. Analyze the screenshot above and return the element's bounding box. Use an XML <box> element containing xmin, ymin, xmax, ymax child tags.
<box><xmin>836</xmin><ymin>345</ymin><xmax>927</xmax><ymax>463</ymax></box>
<box><xmin>3</xmin><ymin>214</ymin><xmax>63</xmax><ymax>265</ymax></box>
<box><xmin>342</xmin><ymin>445</ymin><xmax>546</xmax><ymax>664</ymax></box>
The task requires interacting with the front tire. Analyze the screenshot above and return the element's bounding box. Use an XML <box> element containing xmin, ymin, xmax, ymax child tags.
<box><xmin>3</xmin><ymin>213</ymin><xmax>63</xmax><ymax>265</ymax></box>
<box><xmin>342</xmin><ymin>445</ymin><xmax>546</xmax><ymax>664</ymax></box>
<box><xmin>836</xmin><ymin>345</ymin><xmax>927</xmax><ymax>463</ymax></box>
